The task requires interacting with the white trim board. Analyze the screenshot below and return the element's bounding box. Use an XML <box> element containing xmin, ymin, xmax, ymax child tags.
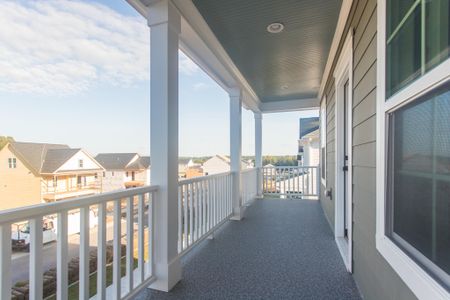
<box><xmin>376</xmin><ymin>0</ymin><xmax>450</xmax><ymax>299</ymax></box>
<box><xmin>320</xmin><ymin>96</ymin><xmax>327</xmax><ymax>186</ymax></box>
<box><xmin>318</xmin><ymin>0</ymin><xmax>353</xmax><ymax>100</ymax></box>
<box><xmin>333</xmin><ymin>30</ymin><xmax>353</xmax><ymax>273</ymax></box>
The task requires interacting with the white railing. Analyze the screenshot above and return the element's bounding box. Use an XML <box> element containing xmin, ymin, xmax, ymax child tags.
<box><xmin>178</xmin><ymin>172</ymin><xmax>233</xmax><ymax>255</ymax></box>
<box><xmin>241</xmin><ymin>168</ymin><xmax>258</xmax><ymax>206</ymax></box>
<box><xmin>0</xmin><ymin>185</ymin><xmax>158</xmax><ymax>300</ymax></box>
<box><xmin>263</xmin><ymin>166</ymin><xmax>319</xmax><ymax>199</ymax></box>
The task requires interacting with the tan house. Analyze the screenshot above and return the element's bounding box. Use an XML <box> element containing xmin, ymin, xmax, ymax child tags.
<box><xmin>0</xmin><ymin>141</ymin><xmax>104</xmax><ymax>210</ymax></box>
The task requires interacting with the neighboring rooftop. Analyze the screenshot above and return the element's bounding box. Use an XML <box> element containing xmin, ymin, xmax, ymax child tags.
<box><xmin>8</xmin><ymin>141</ymin><xmax>69</xmax><ymax>174</ymax></box>
<box><xmin>95</xmin><ymin>153</ymin><xmax>139</xmax><ymax>170</ymax></box>
<box><xmin>299</xmin><ymin>117</ymin><xmax>319</xmax><ymax>139</ymax></box>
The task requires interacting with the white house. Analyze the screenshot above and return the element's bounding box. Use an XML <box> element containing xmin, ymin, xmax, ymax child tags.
<box><xmin>203</xmin><ymin>155</ymin><xmax>253</xmax><ymax>175</ymax></box>
<box><xmin>95</xmin><ymin>153</ymin><xmax>150</xmax><ymax>192</ymax></box>
<box><xmin>297</xmin><ymin>117</ymin><xmax>319</xmax><ymax>167</ymax></box>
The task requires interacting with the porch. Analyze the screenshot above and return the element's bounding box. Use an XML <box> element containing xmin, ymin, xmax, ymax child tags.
<box><xmin>136</xmin><ymin>199</ymin><xmax>360</xmax><ymax>300</ymax></box>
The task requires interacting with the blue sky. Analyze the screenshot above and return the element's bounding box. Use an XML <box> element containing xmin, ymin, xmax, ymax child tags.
<box><xmin>0</xmin><ymin>0</ymin><xmax>317</xmax><ymax>157</ymax></box>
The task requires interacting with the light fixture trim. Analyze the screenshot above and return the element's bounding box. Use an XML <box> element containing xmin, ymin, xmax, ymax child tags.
<box><xmin>267</xmin><ymin>22</ymin><xmax>284</xmax><ymax>34</ymax></box>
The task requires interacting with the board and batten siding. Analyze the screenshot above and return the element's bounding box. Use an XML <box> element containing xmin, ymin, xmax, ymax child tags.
<box><xmin>320</xmin><ymin>0</ymin><xmax>417</xmax><ymax>299</ymax></box>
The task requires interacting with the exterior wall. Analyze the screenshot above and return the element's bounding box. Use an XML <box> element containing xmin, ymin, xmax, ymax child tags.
<box><xmin>304</xmin><ymin>137</ymin><xmax>320</xmax><ymax>167</ymax></box>
<box><xmin>58</xmin><ymin>151</ymin><xmax>101</xmax><ymax>171</ymax></box>
<box><xmin>0</xmin><ymin>146</ymin><xmax>42</xmax><ymax>210</ymax></box>
<box><xmin>320</xmin><ymin>0</ymin><xmax>417</xmax><ymax>299</ymax></box>
<box><xmin>101</xmin><ymin>170</ymin><xmax>126</xmax><ymax>192</ymax></box>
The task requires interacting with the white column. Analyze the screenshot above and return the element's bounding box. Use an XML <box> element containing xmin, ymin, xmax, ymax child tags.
<box><xmin>230</xmin><ymin>89</ymin><xmax>243</xmax><ymax>220</ymax></box>
<box><xmin>254</xmin><ymin>112</ymin><xmax>263</xmax><ymax>197</ymax></box>
<box><xmin>148</xmin><ymin>0</ymin><xmax>181</xmax><ymax>292</ymax></box>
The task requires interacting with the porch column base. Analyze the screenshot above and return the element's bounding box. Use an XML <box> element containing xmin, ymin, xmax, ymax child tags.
<box><xmin>149</xmin><ymin>256</ymin><xmax>182</xmax><ymax>292</ymax></box>
<box><xmin>230</xmin><ymin>206</ymin><xmax>245</xmax><ymax>220</ymax></box>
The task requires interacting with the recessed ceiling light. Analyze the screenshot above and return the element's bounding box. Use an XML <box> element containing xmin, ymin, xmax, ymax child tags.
<box><xmin>267</xmin><ymin>22</ymin><xmax>284</xmax><ymax>34</ymax></box>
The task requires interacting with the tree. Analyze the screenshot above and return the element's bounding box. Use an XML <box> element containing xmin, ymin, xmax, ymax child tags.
<box><xmin>0</xmin><ymin>136</ymin><xmax>14</xmax><ymax>150</ymax></box>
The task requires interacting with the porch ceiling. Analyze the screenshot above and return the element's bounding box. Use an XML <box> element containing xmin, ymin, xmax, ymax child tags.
<box><xmin>191</xmin><ymin>0</ymin><xmax>342</xmax><ymax>103</ymax></box>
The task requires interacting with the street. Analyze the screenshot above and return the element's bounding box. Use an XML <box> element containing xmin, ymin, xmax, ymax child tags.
<box><xmin>11</xmin><ymin>218</ymin><xmax>128</xmax><ymax>285</ymax></box>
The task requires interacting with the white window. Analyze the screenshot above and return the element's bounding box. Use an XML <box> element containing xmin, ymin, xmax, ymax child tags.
<box><xmin>8</xmin><ymin>158</ymin><xmax>16</xmax><ymax>168</ymax></box>
<box><xmin>79</xmin><ymin>159</ymin><xmax>83</xmax><ymax>168</ymax></box>
<box><xmin>320</xmin><ymin>97</ymin><xmax>327</xmax><ymax>184</ymax></box>
<box><xmin>377</xmin><ymin>1</ymin><xmax>450</xmax><ymax>298</ymax></box>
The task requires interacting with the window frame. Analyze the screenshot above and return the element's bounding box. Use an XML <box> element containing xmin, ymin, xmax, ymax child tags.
<box><xmin>376</xmin><ymin>1</ymin><xmax>450</xmax><ymax>298</ymax></box>
<box><xmin>8</xmin><ymin>158</ymin><xmax>16</xmax><ymax>169</ymax></box>
<box><xmin>79</xmin><ymin>159</ymin><xmax>84</xmax><ymax>168</ymax></box>
<box><xmin>320</xmin><ymin>97</ymin><xmax>327</xmax><ymax>185</ymax></box>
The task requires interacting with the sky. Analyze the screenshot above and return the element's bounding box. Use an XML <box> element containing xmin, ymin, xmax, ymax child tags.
<box><xmin>0</xmin><ymin>0</ymin><xmax>318</xmax><ymax>157</ymax></box>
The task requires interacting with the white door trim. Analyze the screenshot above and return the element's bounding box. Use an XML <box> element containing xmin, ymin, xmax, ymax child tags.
<box><xmin>333</xmin><ymin>30</ymin><xmax>353</xmax><ymax>273</ymax></box>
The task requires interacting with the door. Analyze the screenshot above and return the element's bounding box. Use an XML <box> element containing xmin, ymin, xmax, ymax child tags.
<box><xmin>333</xmin><ymin>31</ymin><xmax>353</xmax><ymax>273</ymax></box>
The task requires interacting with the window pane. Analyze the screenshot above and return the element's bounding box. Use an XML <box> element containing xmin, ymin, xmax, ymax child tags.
<box><xmin>386</xmin><ymin>5</ymin><xmax>422</xmax><ymax>97</ymax></box>
<box><xmin>386</xmin><ymin>0</ymin><xmax>450</xmax><ymax>98</ymax></box>
<box><xmin>388</xmin><ymin>82</ymin><xmax>450</xmax><ymax>285</ymax></box>
<box><xmin>387</xmin><ymin>0</ymin><xmax>417</xmax><ymax>37</ymax></box>
<box><xmin>425</xmin><ymin>0</ymin><xmax>450</xmax><ymax>72</ymax></box>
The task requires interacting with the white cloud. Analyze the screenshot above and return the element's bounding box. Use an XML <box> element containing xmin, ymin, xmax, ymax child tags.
<box><xmin>179</xmin><ymin>53</ymin><xmax>200</xmax><ymax>76</ymax></box>
<box><xmin>192</xmin><ymin>82</ymin><xmax>210</xmax><ymax>91</ymax></box>
<box><xmin>0</xmin><ymin>1</ymin><xmax>199</xmax><ymax>95</ymax></box>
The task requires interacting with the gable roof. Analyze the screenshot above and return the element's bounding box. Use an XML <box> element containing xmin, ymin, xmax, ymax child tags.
<box><xmin>41</xmin><ymin>148</ymin><xmax>82</xmax><ymax>173</ymax></box>
<box><xmin>95</xmin><ymin>153</ymin><xmax>138</xmax><ymax>170</ymax></box>
<box><xmin>139</xmin><ymin>156</ymin><xmax>151</xmax><ymax>169</ymax></box>
<box><xmin>126</xmin><ymin>156</ymin><xmax>151</xmax><ymax>170</ymax></box>
<box><xmin>299</xmin><ymin>117</ymin><xmax>319</xmax><ymax>139</ymax></box>
<box><xmin>9</xmin><ymin>141</ymin><xmax>70</xmax><ymax>175</ymax></box>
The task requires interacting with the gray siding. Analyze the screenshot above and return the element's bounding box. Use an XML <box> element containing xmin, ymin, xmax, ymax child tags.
<box><xmin>319</xmin><ymin>0</ymin><xmax>417</xmax><ymax>299</ymax></box>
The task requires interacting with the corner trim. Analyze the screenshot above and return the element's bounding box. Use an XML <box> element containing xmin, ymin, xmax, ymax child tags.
<box><xmin>318</xmin><ymin>0</ymin><xmax>353</xmax><ymax>100</ymax></box>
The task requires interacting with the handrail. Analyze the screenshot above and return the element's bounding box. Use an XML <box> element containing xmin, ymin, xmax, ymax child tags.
<box><xmin>241</xmin><ymin>167</ymin><xmax>258</xmax><ymax>174</ymax></box>
<box><xmin>178</xmin><ymin>171</ymin><xmax>232</xmax><ymax>185</ymax></box>
<box><xmin>0</xmin><ymin>185</ymin><xmax>158</xmax><ymax>226</ymax></box>
<box><xmin>0</xmin><ymin>185</ymin><xmax>158</xmax><ymax>300</ymax></box>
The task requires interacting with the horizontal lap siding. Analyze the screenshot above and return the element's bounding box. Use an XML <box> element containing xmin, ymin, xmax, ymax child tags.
<box><xmin>320</xmin><ymin>79</ymin><xmax>336</xmax><ymax>230</ymax></box>
<box><xmin>320</xmin><ymin>0</ymin><xmax>417</xmax><ymax>299</ymax></box>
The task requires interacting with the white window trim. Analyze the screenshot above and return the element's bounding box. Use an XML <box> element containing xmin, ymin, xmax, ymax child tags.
<box><xmin>376</xmin><ymin>1</ymin><xmax>450</xmax><ymax>299</ymax></box>
<box><xmin>320</xmin><ymin>96</ymin><xmax>327</xmax><ymax>186</ymax></box>
<box><xmin>333</xmin><ymin>29</ymin><xmax>353</xmax><ymax>273</ymax></box>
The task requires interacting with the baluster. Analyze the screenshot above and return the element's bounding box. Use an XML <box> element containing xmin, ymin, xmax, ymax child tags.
<box><xmin>202</xmin><ymin>180</ymin><xmax>207</xmax><ymax>234</ymax></box>
<box><xmin>138</xmin><ymin>194</ymin><xmax>145</xmax><ymax>283</ymax></box>
<box><xmin>198</xmin><ymin>181</ymin><xmax>203</xmax><ymax>238</ymax></box>
<box><xmin>0</xmin><ymin>223</ymin><xmax>12</xmax><ymax>300</ymax></box>
<box><xmin>97</xmin><ymin>203</ymin><xmax>107</xmax><ymax>300</ymax></box>
<box><xmin>79</xmin><ymin>207</ymin><xmax>90</xmax><ymax>300</ymax></box>
<box><xmin>183</xmin><ymin>185</ymin><xmax>188</xmax><ymax>250</ymax></box>
<box><xmin>178</xmin><ymin>187</ymin><xmax>182</xmax><ymax>253</ymax></box>
<box><xmin>56</xmin><ymin>211</ymin><xmax>68</xmax><ymax>300</ymax></box>
<box><xmin>148</xmin><ymin>192</ymin><xmax>155</xmax><ymax>277</ymax></box>
<box><xmin>189</xmin><ymin>183</ymin><xmax>193</xmax><ymax>245</ymax></box>
<box><xmin>113</xmin><ymin>200</ymin><xmax>121</xmax><ymax>299</ymax></box>
<box><xmin>126</xmin><ymin>196</ymin><xmax>134</xmax><ymax>292</ymax></box>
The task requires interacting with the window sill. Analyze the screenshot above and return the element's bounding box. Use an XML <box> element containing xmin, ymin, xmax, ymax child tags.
<box><xmin>376</xmin><ymin>235</ymin><xmax>450</xmax><ymax>300</ymax></box>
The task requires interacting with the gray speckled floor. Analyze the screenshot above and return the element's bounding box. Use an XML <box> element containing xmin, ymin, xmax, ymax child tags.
<box><xmin>134</xmin><ymin>199</ymin><xmax>361</xmax><ymax>300</ymax></box>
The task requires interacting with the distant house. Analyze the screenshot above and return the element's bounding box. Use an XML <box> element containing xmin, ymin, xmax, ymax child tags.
<box><xmin>95</xmin><ymin>153</ymin><xmax>150</xmax><ymax>192</ymax></box>
<box><xmin>0</xmin><ymin>141</ymin><xmax>104</xmax><ymax>210</ymax></box>
<box><xmin>298</xmin><ymin>118</ymin><xmax>319</xmax><ymax>167</ymax></box>
<box><xmin>202</xmin><ymin>155</ymin><xmax>253</xmax><ymax>175</ymax></box>
<box><xmin>178</xmin><ymin>158</ymin><xmax>195</xmax><ymax>178</ymax></box>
